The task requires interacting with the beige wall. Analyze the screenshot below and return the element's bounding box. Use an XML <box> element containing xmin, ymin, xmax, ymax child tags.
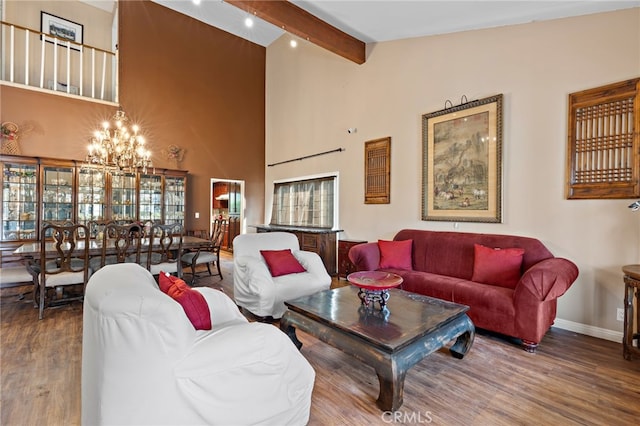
<box><xmin>266</xmin><ymin>8</ymin><xmax>640</xmax><ymax>338</ymax></box>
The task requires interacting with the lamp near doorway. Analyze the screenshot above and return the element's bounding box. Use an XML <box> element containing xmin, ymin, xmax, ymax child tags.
<box><xmin>86</xmin><ymin>109</ymin><xmax>152</xmax><ymax>173</ymax></box>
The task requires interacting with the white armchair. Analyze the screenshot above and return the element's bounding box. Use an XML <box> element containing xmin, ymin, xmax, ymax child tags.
<box><xmin>82</xmin><ymin>263</ymin><xmax>315</xmax><ymax>426</ymax></box>
<box><xmin>233</xmin><ymin>232</ymin><xmax>332</xmax><ymax>319</ymax></box>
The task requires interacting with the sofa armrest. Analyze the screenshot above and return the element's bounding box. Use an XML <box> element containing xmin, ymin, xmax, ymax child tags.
<box><xmin>514</xmin><ymin>257</ymin><xmax>579</xmax><ymax>302</ymax></box>
<box><xmin>192</xmin><ymin>287</ymin><xmax>247</xmax><ymax>328</ymax></box>
<box><xmin>348</xmin><ymin>242</ymin><xmax>381</xmax><ymax>272</ymax></box>
<box><xmin>233</xmin><ymin>256</ymin><xmax>275</xmax><ymax>294</ymax></box>
<box><xmin>294</xmin><ymin>250</ymin><xmax>332</xmax><ymax>279</ymax></box>
<box><xmin>176</xmin><ymin>322</ymin><xmax>314</xmax><ymax>425</ymax></box>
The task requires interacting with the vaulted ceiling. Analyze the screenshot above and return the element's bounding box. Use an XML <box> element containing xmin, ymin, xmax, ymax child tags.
<box><xmin>89</xmin><ymin>1</ymin><xmax>640</xmax><ymax>64</ymax></box>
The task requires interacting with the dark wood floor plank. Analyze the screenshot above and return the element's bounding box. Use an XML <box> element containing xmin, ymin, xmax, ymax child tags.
<box><xmin>2</xmin><ymin>252</ymin><xmax>639</xmax><ymax>425</ymax></box>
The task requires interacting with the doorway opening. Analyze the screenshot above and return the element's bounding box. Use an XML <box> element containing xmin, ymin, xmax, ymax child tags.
<box><xmin>211</xmin><ymin>178</ymin><xmax>244</xmax><ymax>252</ymax></box>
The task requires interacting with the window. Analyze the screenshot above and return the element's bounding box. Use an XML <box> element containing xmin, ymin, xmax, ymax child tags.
<box><xmin>566</xmin><ymin>78</ymin><xmax>640</xmax><ymax>199</ymax></box>
<box><xmin>270</xmin><ymin>176</ymin><xmax>336</xmax><ymax>228</ymax></box>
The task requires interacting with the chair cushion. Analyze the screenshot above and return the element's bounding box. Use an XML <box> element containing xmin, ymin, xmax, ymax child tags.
<box><xmin>471</xmin><ymin>244</ymin><xmax>525</xmax><ymax>289</ymax></box>
<box><xmin>260</xmin><ymin>249</ymin><xmax>306</xmax><ymax>277</ymax></box>
<box><xmin>0</xmin><ymin>266</ymin><xmax>33</xmax><ymax>285</ymax></box>
<box><xmin>181</xmin><ymin>251</ymin><xmax>216</xmax><ymax>264</ymax></box>
<box><xmin>378</xmin><ymin>239</ymin><xmax>413</xmax><ymax>270</ymax></box>
<box><xmin>158</xmin><ymin>272</ymin><xmax>212</xmax><ymax>330</ymax></box>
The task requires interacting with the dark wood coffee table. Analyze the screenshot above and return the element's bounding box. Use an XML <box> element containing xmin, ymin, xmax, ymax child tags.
<box><xmin>280</xmin><ymin>286</ymin><xmax>475</xmax><ymax>411</ymax></box>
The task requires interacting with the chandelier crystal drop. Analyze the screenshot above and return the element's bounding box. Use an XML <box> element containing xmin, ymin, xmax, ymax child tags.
<box><xmin>86</xmin><ymin>109</ymin><xmax>152</xmax><ymax>173</ymax></box>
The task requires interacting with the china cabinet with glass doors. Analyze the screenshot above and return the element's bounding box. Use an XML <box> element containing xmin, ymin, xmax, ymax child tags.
<box><xmin>1</xmin><ymin>158</ymin><xmax>38</xmax><ymax>242</ymax></box>
<box><xmin>0</xmin><ymin>155</ymin><xmax>187</xmax><ymax>260</ymax></box>
<box><xmin>77</xmin><ymin>167</ymin><xmax>106</xmax><ymax>225</ymax></box>
<box><xmin>42</xmin><ymin>163</ymin><xmax>74</xmax><ymax>223</ymax></box>
<box><xmin>110</xmin><ymin>172</ymin><xmax>137</xmax><ymax>222</ymax></box>
<box><xmin>139</xmin><ymin>173</ymin><xmax>163</xmax><ymax>223</ymax></box>
<box><xmin>164</xmin><ymin>173</ymin><xmax>186</xmax><ymax>226</ymax></box>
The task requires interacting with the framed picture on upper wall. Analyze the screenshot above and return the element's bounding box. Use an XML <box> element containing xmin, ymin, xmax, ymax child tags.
<box><xmin>422</xmin><ymin>94</ymin><xmax>503</xmax><ymax>223</ymax></box>
<box><xmin>40</xmin><ymin>11</ymin><xmax>83</xmax><ymax>50</ymax></box>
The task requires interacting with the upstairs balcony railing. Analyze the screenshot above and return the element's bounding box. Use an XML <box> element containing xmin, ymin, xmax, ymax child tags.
<box><xmin>1</xmin><ymin>20</ymin><xmax>117</xmax><ymax>103</ymax></box>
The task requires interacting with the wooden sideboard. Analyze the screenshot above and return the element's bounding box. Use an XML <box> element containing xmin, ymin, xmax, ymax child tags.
<box><xmin>254</xmin><ymin>225</ymin><xmax>340</xmax><ymax>276</ymax></box>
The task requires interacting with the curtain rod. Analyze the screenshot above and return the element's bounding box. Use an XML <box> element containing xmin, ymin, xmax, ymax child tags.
<box><xmin>267</xmin><ymin>147</ymin><xmax>345</xmax><ymax>167</ymax></box>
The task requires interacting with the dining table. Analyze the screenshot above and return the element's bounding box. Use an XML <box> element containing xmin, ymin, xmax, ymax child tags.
<box><xmin>13</xmin><ymin>235</ymin><xmax>212</xmax><ymax>259</ymax></box>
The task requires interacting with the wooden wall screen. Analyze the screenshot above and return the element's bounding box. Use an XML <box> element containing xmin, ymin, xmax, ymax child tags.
<box><xmin>566</xmin><ymin>78</ymin><xmax>640</xmax><ymax>199</ymax></box>
<box><xmin>364</xmin><ymin>137</ymin><xmax>391</xmax><ymax>204</ymax></box>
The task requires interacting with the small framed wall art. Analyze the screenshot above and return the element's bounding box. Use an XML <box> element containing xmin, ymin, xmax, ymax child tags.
<box><xmin>41</xmin><ymin>11</ymin><xmax>84</xmax><ymax>50</ymax></box>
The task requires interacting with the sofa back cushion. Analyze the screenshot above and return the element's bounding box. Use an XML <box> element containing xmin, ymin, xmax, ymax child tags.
<box><xmin>260</xmin><ymin>249</ymin><xmax>307</xmax><ymax>277</ymax></box>
<box><xmin>378</xmin><ymin>239</ymin><xmax>413</xmax><ymax>270</ymax></box>
<box><xmin>159</xmin><ymin>272</ymin><xmax>212</xmax><ymax>330</ymax></box>
<box><xmin>233</xmin><ymin>232</ymin><xmax>300</xmax><ymax>259</ymax></box>
<box><xmin>471</xmin><ymin>244</ymin><xmax>525</xmax><ymax>288</ymax></box>
<box><xmin>393</xmin><ymin>229</ymin><xmax>554</xmax><ymax>280</ymax></box>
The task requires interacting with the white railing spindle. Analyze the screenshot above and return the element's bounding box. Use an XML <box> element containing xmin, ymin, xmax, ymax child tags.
<box><xmin>66</xmin><ymin>43</ymin><xmax>71</xmax><ymax>94</ymax></box>
<box><xmin>53</xmin><ymin>38</ymin><xmax>58</xmax><ymax>91</ymax></box>
<box><xmin>9</xmin><ymin>25</ymin><xmax>15</xmax><ymax>82</ymax></box>
<box><xmin>24</xmin><ymin>29</ymin><xmax>29</xmax><ymax>86</ymax></box>
<box><xmin>79</xmin><ymin>47</ymin><xmax>83</xmax><ymax>96</ymax></box>
<box><xmin>91</xmin><ymin>48</ymin><xmax>96</xmax><ymax>99</ymax></box>
<box><xmin>40</xmin><ymin>35</ymin><xmax>45</xmax><ymax>88</ymax></box>
<box><xmin>100</xmin><ymin>51</ymin><xmax>106</xmax><ymax>100</ymax></box>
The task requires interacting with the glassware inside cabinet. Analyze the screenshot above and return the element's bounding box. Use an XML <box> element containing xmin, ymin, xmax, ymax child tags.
<box><xmin>164</xmin><ymin>175</ymin><xmax>185</xmax><ymax>225</ymax></box>
<box><xmin>110</xmin><ymin>172</ymin><xmax>137</xmax><ymax>222</ymax></box>
<box><xmin>42</xmin><ymin>165</ymin><xmax>74</xmax><ymax>223</ymax></box>
<box><xmin>1</xmin><ymin>162</ymin><xmax>38</xmax><ymax>241</ymax></box>
<box><xmin>139</xmin><ymin>173</ymin><xmax>162</xmax><ymax>222</ymax></box>
<box><xmin>77</xmin><ymin>167</ymin><xmax>106</xmax><ymax>225</ymax></box>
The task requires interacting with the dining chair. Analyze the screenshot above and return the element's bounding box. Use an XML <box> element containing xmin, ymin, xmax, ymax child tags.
<box><xmin>89</xmin><ymin>222</ymin><xmax>144</xmax><ymax>272</ymax></box>
<box><xmin>87</xmin><ymin>219</ymin><xmax>114</xmax><ymax>239</ymax></box>
<box><xmin>181</xmin><ymin>218</ymin><xmax>226</xmax><ymax>284</ymax></box>
<box><xmin>143</xmin><ymin>223</ymin><xmax>184</xmax><ymax>277</ymax></box>
<box><xmin>36</xmin><ymin>223</ymin><xmax>91</xmax><ymax>319</ymax></box>
<box><xmin>26</xmin><ymin>219</ymin><xmax>81</xmax><ymax>307</ymax></box>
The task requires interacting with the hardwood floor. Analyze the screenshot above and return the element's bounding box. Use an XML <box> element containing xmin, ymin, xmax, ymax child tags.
<box><xmin>2</xmin><ymin>252</ymin><xmax>639</xmax><ymax>425</ymax></box>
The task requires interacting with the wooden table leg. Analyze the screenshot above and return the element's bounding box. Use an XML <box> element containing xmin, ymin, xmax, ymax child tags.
<box><xmin>280</xmin><ymin>312</ymin><xmax>303</xmax><ymax>350</ymax></box>
<box><xmin>449</xmin><ymin>316</ymin><xmax>475</xmax><ymax>359</ymax></box>
<box><xmin>375</xmin><ymin>361</ymin><xmax>406</xmax><ymax>411</ymax></box>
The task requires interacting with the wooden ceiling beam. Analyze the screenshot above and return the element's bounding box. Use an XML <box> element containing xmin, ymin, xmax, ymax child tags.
<box><xmin>226</xmin><ymin>0</ymin><xmax>366</xmax><ymax>65</ymax></box>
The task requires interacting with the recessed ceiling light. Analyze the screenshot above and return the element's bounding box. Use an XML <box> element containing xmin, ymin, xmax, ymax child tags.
<box><xmin>192</xmin><ymin>0</ymin><xmax>201</xmax><ymax>5</ymax></box>
<box><xmin>244</xmin><ymin>17</ymin><xmax>254</xmax><ymax>28</ymax></box>
<box><xmin>290</xmin><ymin>39</ymin><xmax>297</xmax><ymax>48</ymax></box>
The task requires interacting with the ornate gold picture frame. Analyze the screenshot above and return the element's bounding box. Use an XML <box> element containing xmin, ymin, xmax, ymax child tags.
<box><xmin>422</xmin><ymin>94</ymin><xmax>503</xmax><ymax>222</ymax></box>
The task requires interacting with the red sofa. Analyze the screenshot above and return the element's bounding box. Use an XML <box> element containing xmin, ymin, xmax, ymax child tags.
<box><xmin>348</xmin><ymin>229</ymin><xmax>579</xmax><ymax>352</ymax></box>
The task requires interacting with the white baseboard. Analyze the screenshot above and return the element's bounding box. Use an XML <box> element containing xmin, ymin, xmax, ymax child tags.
<box><xmin>553</xmin><ymin>318</ymin><xmax>623</xmax><ymax>343</ymax></box>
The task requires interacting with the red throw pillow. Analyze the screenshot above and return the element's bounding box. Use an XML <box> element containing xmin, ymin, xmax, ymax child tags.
<box><xmin>471</xmin><ymin>244</ymin><xmax>525</xmax><ymax>289</ymax></box>
<box><xmin>260</xmin><ymin>249</ymin><xmax>306</xmax><ymax>277</ymax></box>
<box><xmin>158</xmin><ymin>272</ymin><xmax>212</xmax><ymax>330</ymax></box>
<box><xmin>378</xmin><ymin>239</ymin><xmax>413</xmax><ymax>270</ymax></box>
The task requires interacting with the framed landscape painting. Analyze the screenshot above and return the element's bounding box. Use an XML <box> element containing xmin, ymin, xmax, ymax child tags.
<box><xmin>422</xmin><ymin>94</ymin><xmax>503</xmax><ymax>223</ymax></box>
<box><xmin>41</xmin><ymin>11</ymin><xmax>83</xmax><ymax>50</ymax></box>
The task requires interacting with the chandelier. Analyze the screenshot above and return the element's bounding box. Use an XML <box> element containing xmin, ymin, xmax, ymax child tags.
<box><xmin>86</xmin><ymin>109</ymin><xmax>152</xmax><ymax>172</ymax></box>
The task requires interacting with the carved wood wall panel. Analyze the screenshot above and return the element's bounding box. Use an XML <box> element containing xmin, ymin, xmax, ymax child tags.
<box><xmin>364</xmin><ymin>137</ymin><xmax>391</xmax><ymax>204</ymax></box>
<box><xmin>566</xmin><ymin>78</ymin><xmax>640</xmax><ymax>199</ymax></box>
